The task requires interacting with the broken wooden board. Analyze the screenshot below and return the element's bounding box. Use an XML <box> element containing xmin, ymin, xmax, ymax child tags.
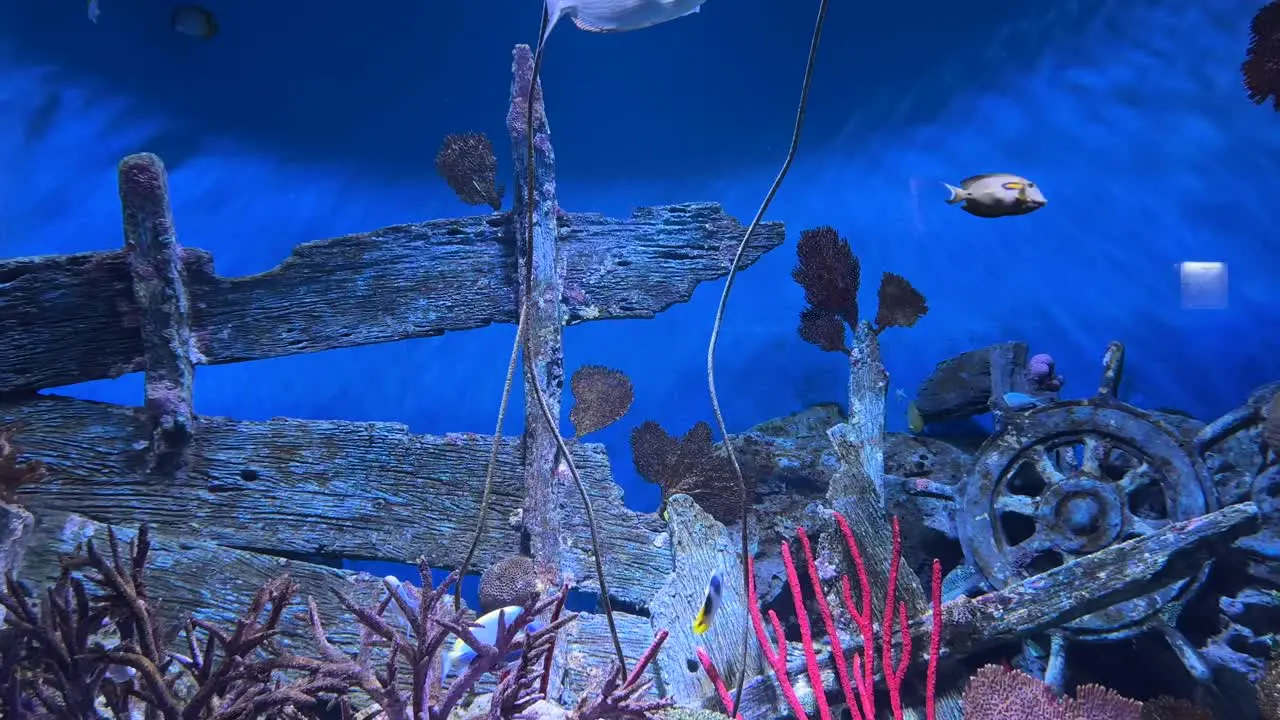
<box><xmin>13</xmin><ymin>509</ymin><xmax>659</xmax><ymax>705</ymax></box>
<box><xmin>914</xmin><ymin>342</ymin><xmax>1029</xmax><ymax>424</ymax></box>
<box><xmin>647</xmin><ymin>494</ymin><xmax>766</xmax><ymax>706</ymax></box>
<box><xmin>0</xmin><ymin>203</ymin><xmax>784</xmax><ymax>394</ymax></box>
<box><xmin>734</xmin><ymin>501</ymin><xmax>1261</xmax><ymax>720</ymax></box>
<box><xmin>3</xmin><ymin>394</ymin><xmax>671</xmax><ymax>610</ymax></box>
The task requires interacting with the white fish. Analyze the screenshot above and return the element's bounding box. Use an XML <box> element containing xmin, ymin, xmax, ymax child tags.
<box><xmin>542</xmin><ymin>0</ymin><xmax>708</xmax><ymax>46</ymax></box>
<box><xmin>943</xmin><ymin>173</ymin><xmax>1046</xmax><ymax>218</ymax></box>
<box><xmin>691</xmin><ymin>570</ymin><xmax>722</xmax><ymax>635</ymax></box>
<box><xmin>440</xmin><ymin>606</ymin><xmax>537</xmax><ymax>680</ymax></box>
<box><xmin>87</xmin><ymin>0</ymin><xmax>100</xmax><ymax>23</ymax></box>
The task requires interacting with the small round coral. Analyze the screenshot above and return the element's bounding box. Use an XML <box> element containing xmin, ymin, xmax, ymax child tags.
<box><xmin>478</xmin><ymin>555</ymin><xmax>538</xmax><ymax>613</ymax></box>
<box><xmin>1024</xmin><ymin>353</ymin><xmax>1064</xmax><ymax>392</ymax></box>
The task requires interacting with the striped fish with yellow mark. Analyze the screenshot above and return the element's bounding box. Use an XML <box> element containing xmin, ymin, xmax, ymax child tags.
<box><xmin>692</xmin><ymin>570</ymin><xmax>723</xmax><ymax>635</ymax></box>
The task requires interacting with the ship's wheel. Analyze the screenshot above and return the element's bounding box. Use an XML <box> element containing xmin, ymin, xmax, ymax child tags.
<box><xmin>958</xmin><ymin>342</ymin><xmax>1219</xmax><ymax>677</ymax></box>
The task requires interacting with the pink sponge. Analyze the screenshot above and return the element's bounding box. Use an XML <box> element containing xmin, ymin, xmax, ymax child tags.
<box><xmin>1025</xmin><ymin>353</ymin><xmax>1064</xmax><ymax>392</ymax></box>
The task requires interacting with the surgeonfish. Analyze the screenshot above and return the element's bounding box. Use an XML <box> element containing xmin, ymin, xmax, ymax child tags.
<box><xmin>691</xmin><ymin>570</ymin><xmax>723</xmax><ymax>635</ymax></box>
<box><xmin>907</xmin><ymin>401</ymin><xmax>925</xmax><ymax>434</ymax></box>
<box><xmin>171</xmin><ymin>4</ymin><xmax>218</xmax><ymax>39</ymax></box>
<box><xmin>1002</xmin><ymin>392</ymin><xmax>1051</xmax><ymax>410</ymax></box>
<box><xmin>440</xmin><ymin>606</ymin><xmax>539</xmax><ymax>681</ymax></box>
<box><xmin>542</xmin><ymin>0</ymin><xmax>708</xmax><ymax>46</ymax></box>
<box><xmin>943</xmin><ymin>174</ymin><xmax>1046</xmax><ymax>218</ymax></box>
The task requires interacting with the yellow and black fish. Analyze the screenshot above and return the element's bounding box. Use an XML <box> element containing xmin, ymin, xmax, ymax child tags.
<box><xmin>692</xmin><ymin>570</ymin><xmax>723</xmax><ymax>635</ymax></box>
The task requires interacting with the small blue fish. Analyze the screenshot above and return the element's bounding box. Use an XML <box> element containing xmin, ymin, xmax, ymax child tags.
<box><xmin>692</xmin><ymin>571</ymin><xmax>722</xmax><ymax>635</ymax></box>
<box><xmin>441</xmin><ymin>606</ymin><xmax>538</xmax><ymax>680</ymax></box>
<box><xmin>1003</xmin><ymin>392</ymin><xmax>1050</xmax><ymax>410</ymax></box>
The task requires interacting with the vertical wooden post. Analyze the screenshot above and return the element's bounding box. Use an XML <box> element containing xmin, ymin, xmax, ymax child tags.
<box><xmin>119</xmin><ymin>153</ymin><xmax>197</xmax><ymax>474</ymax></box>
<box><xmin>825</xmin><ymin>321</ymin><xmax>964</xmax><ymax>719</ymax></box>
<box><xmin>507</xmin><ymin>45</ymin><xmax>572</xmax><ymax>698</ymax></box>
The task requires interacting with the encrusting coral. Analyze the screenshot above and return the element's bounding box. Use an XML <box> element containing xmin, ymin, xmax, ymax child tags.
<box><xmin>0</xmin><ymin>425</ymin><xmax>46</xmax><ymax>505</ymax></box>
<box><xmin>0</xmin><ymin>522</ymin><xmax>672</xmax><ymax>720</ymax></box>
<box><xmin>629</xmin><ymin>420</ymin><xmax>752</xmax><ymax>524</ymax></box>
<box><xmin>478</xmin><ymin>555</ymin><xmax>539</xmax><ymax>614</ymax></box>
<box><xmin>1243</xmin><ymin>0</ymin><xmax>1280</xmax><ymax>111</ymax></box>
<box><xmin>435</xmin><ymin>132</ymin><xmax>506</xmax><ymax>210</ymax></box>
<box><xmin>792</xmin><ymin>227</ymin><xmax>928</xmax><ymax>355</ymax></box>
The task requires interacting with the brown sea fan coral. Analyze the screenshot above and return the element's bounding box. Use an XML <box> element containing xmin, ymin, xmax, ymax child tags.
<box><xmin>792</xmin><ymin>226</ymin><xmax>860</xmax><ymax>324</ymax></box>
<box><xmin>874</xmin><ymin>271</ymin><xmax>928</xmax><ymax>333</ymax></box>
<box><xmin>630</xmin><ymin>420</ymin><xmax>752</xmax><ymax>524</ymax></box>
<box><xmin>0</xmin><ymin>426</ymin><xmax>46</xmax><ymax>505</ymax></box>
<box><xmin>791</xmin><ymin>225</ymin><xmax>929</xmax><ymax>353</ymax></box>
<box><xmin>435</xmin><ymin>132</ymin><xmax>505</xmax><ymax>210</ymax></box>
<box><xmin>570</xmin><ymin>366</ymin><xmax>635</xmax><ymax>438</ymax></box>
<box><xmin>1244</xmin><ymin>0</ymin><xmax>1280</xmax><ymax>110</ymax></box>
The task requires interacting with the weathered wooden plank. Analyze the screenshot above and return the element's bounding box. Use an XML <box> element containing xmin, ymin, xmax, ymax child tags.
<box><xmin>822</xmin><ymin>322</ymin><xmax>965</xmax><ymax>720</ymax></box>
<box><xmin>648</xmin><ymin>494</ymin><xmax>765</xmax><ymax>706</ymax></box>
<box><xmin>119</xmin><ymin>152</ymin><xmax>198</xmax><ymax>471</ymax></box>
<box><xmin>509</xmin><ymin>42</ymin><xmax>571</xmax><ymax>594</ymax></box>
<box><xmin>0</xmin><ymin>201</ymin><xmax>784</xmax><ymax>394</ymax></box>
<box><xmin>3</xmin><ymin>394</ymin><xmax>671</xmax><ymax>610</ymax></box>
<box><xmin>17</xmin><ymin>509</ymin><xmax>385</xmax><ymax>657</ymax></box>
<box><xmin>14</xmin><ymin>509</ymin><xmax>659</xmax><ymax>703</ymax></box>
<box><xmin>557</xmin><ymin>610</ymin><xmax>662</xmax><ymax>707</ymax></box>
<box><xmin>736</xmin><ymin>502</ymin><xmax>1262</xmax><ymax>720</ymax></box>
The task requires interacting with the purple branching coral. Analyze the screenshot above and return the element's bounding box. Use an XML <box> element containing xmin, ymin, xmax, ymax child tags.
<box><xmin>0</xmin><ymin>522</ymin><xmax>673</xmax><ymax>720</ymax></box>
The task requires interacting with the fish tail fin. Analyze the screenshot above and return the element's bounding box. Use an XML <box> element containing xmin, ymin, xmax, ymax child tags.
<box><xmin>943</xmin><ymin>183</ymin><xmax>965</xmax><ymax>204</ymax></box>
<box><xmin>541</xmin><ymin>0</ymin><xmax>566</xmax><ymax>47</ymax></box>
<box><xmin>692</xmin><ymin>611</ymin><xmax>710</xmax><ymax>635</ymax></box>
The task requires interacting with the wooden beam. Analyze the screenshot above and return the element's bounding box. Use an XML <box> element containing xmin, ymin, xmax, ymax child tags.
<box><xmin>3</xmin><ymin>394</ymin><xmax>671</xmax><ymax>611</ymax></box>
<box><xmin>14</xmin><ymin>509</ymin><xmax>658</xmax><ymax>701</ymax></box>
<box><xmin>0</xmin><ymin>202</ymin><xmax>783</xmax><ymax>394</ymax></box>
<box><xmin>508</xmin><ymin>42</ymin><xmax>571</xmax><ymax>594</ymax></box>
<box><xmin>119</xmin><ymin>152</ymin><xmax>197</xmax><ymax>472</ymax></box>
<box><xmin>735</xmin><ymin>502</ymin><xmax>1261</xmax><ymax>720</ymax></box>
<box><xmin>824</xmin><ymin>322</ymin><xmax>964</xmax><ymax>720</ymax></box>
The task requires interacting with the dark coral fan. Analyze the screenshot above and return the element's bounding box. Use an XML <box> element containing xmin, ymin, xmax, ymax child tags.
<box><xmin>792</xmin><ymin>226</ymin><xmax>860</xmax><ymax>324</ymax></box>
<box><xmin>0</xmin><ymin>426</ymin><xmax>46</xmax><ymax>505</ymax></box>
<box><xmin>435</xmin><ymin>132</ymin><xmax>505</xmax><ymax>210</ymax></box>
<box><xmin>791</xmin><ymin>226</ymin><xmax>928</xmax><ymax>353</ymax></box>
<box><xmin>630</xmin><ymin>420</ymin><xmax>752</xmax><ymax>524</ymax></box>
<box><xmin>873</xmin><ymin>271</ymin><xmax>928</xmax><ymax>333</ymax></box>
<box><xmin>798</xmin><ymin>306</ymin><xmax>847</xmax><ymax>353</ymax></box>
<box><xmin>1244</xmin><ymin>0</ymin><xmax>1280</xmax><ymax>110</ymax></box>
<box><xmin>569</xmin><ymin>365</ymin><xmax>635</xmax><ymax>438</ymax></box>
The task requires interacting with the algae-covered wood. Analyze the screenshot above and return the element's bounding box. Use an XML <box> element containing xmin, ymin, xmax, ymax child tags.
<box><xmin>734</xmin><ymin>501</ymin><xmax>1261</xmax><ymax>720</ymax></box>
<box><xmin>3</xmin><ymin>394</ymin><xmax>670</xmax><ymax>610</ymax></box>
<box><xmin>0</xmin><ymin>203</ymin><xmax>783</xmax><ymax>394</ymax></box>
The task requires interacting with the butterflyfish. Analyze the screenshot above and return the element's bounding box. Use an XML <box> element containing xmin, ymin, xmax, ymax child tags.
<box><xmin>691</xmin><ymin>570</ymin><xmax>722</xmax><ymax>635</ymax></box>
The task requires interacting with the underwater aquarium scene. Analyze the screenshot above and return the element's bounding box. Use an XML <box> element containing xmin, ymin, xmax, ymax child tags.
<box><xmin>2</xmin><ymin>0</ymin><xmax>1280</xmax><ymax>718</ymax></box>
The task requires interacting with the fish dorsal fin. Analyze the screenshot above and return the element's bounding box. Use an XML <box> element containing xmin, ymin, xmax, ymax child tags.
<box><xmin>572</xmin><ymin>14</ymin><xmax>617</xmax><ymax>32</ymax></box>
<box><xmin>959</xmin><ymin>173</ymin><xmax>1001</xmax><ymax>186</ymax></box>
